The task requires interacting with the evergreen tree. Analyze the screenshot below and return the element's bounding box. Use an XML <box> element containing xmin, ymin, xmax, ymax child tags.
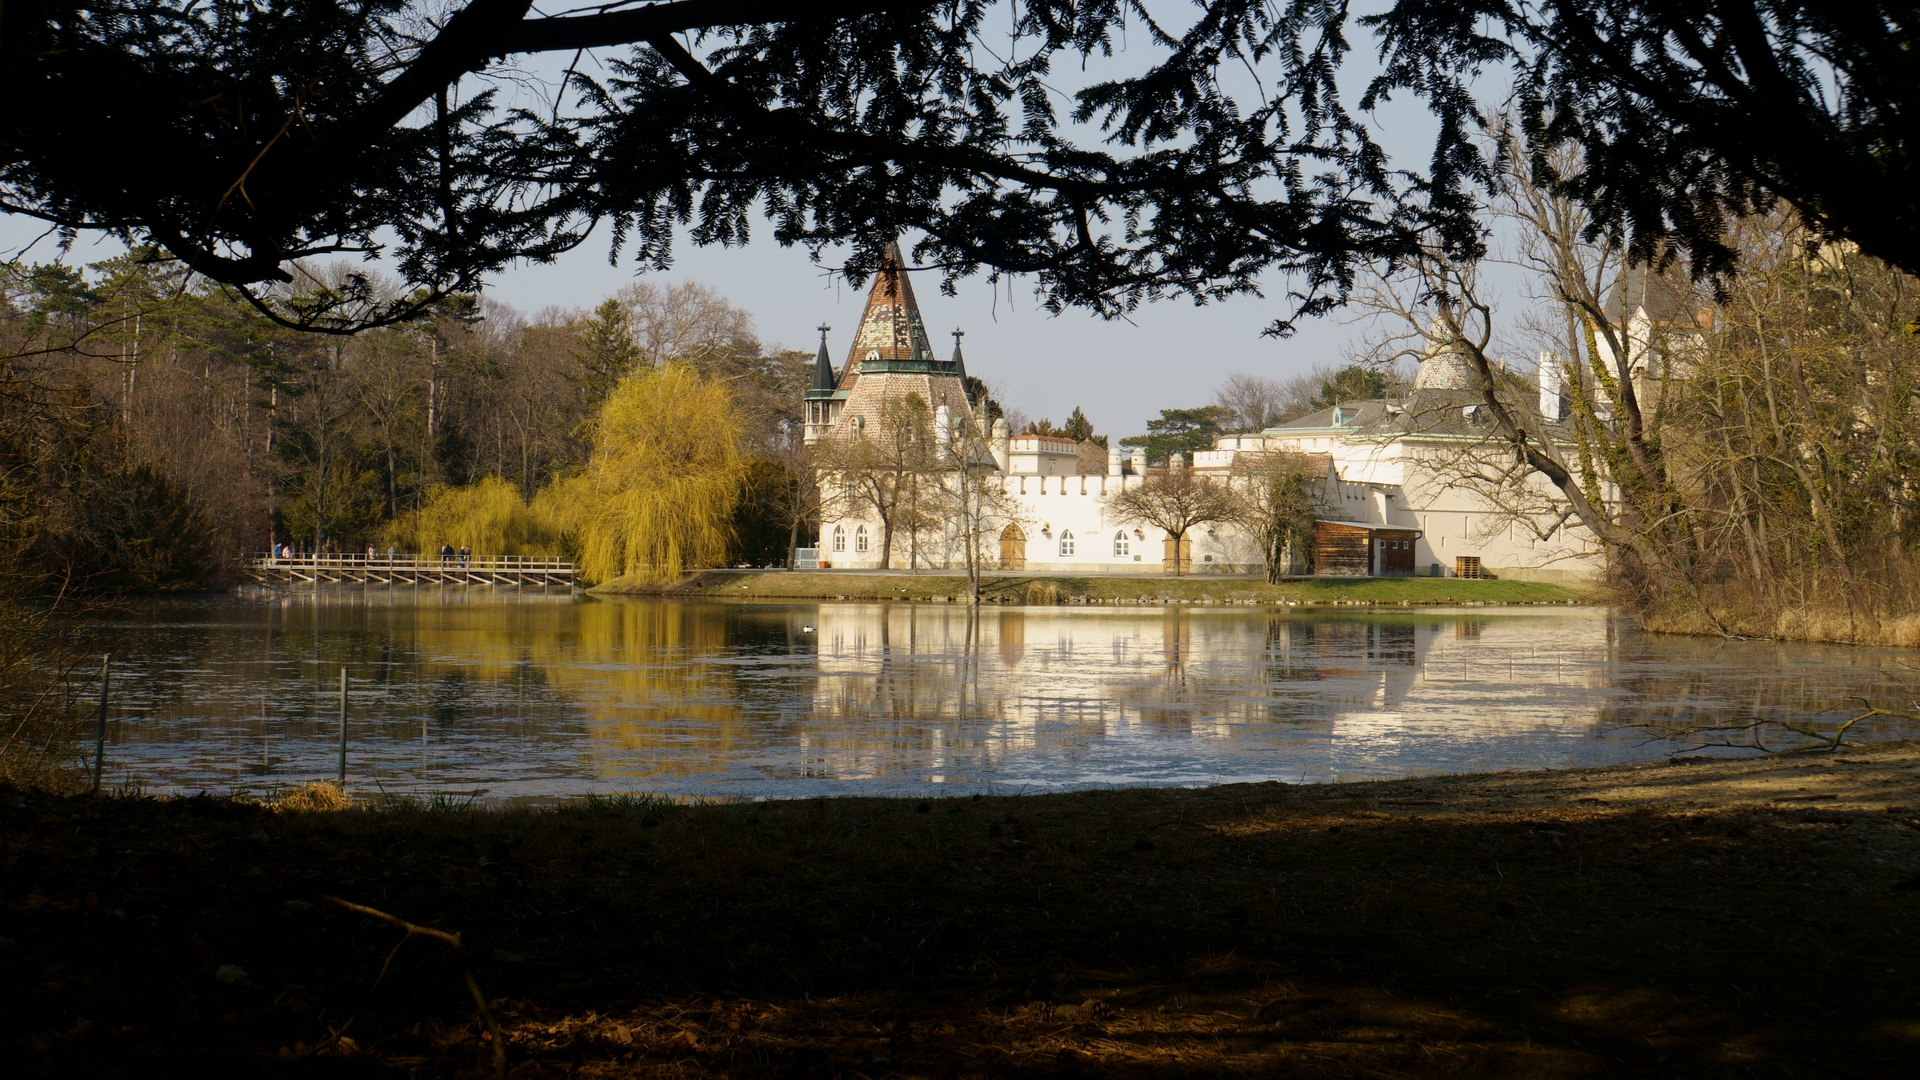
<box><xmin>1120</xmin><ymin>407</ymin><xmax>1228</xmax><ymax>465</ymax></box>
<box><xmin>1309</xmin><ymin>366</ymin><xmax>1392</xmax><ymax>409</ymax></box>
<box><xmin>1062</xmin><ymin>406</ymin><xmax>1103</xmax><ymax>447</ymax></box>
<box><xmin>573</xmin><ymin>299</ymin><xmax>642</xmax><ymax>409</ymax></box>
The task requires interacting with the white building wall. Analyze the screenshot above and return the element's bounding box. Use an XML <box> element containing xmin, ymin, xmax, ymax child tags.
<box><xmin>819</xmin><ymin>472</ymin><xmax>1269</xmax><ymax>574</ymax></box>
<box><xmin>819</xmin><ymin>422</ymin><xmax>1602</xmax><ymax>580</ymax></box>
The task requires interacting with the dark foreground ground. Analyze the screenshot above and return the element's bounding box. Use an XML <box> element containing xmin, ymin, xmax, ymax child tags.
<box><xmin>6</xmin><ymin>746</ymin><xmax>1920</xmax><ymax>1078</ymax></box>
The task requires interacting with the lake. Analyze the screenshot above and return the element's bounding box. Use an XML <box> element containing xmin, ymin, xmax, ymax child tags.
<box><xmin>86</xmin><ymin>592</ymin><xmax>1919</xmax><ymax>799</ymax></box>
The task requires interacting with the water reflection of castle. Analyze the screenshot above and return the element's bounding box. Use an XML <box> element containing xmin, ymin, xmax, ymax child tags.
<box><xmin>800</xmin><ymin>605</ymin><xmax>1614</xmax><ymax>784</ymax></box>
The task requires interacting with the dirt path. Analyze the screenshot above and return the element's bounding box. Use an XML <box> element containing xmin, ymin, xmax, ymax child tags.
<box><xmin>7</xmin><ymin>745</ymin><xmax>1919</xmax><ymax>1077</ymax></box>
<box><xmin>1310</xmin><ymin>739</ymin><xmax>1920</xmax><ymax>814</ymax></box>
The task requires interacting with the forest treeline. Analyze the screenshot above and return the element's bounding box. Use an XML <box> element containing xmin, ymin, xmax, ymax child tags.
<box><xmin>0</xmin><ymin>254</ymin><xmax>814</xmax><ymax>597</ymax></box>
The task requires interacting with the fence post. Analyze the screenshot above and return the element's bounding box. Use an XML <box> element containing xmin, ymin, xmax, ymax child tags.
<box><xmin>337</xmin><ymin>666</ymin><xmax>348</xmax><ymax>786</ymax></box>
<box><xmin>91</xmin><ymin>654</ymin><xmax>111</xmax><ymax>793</ymax></box>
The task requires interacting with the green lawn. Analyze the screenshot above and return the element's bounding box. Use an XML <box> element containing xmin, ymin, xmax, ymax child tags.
<box><xmin>598</xmin><ymin>570</ymin><xmax>1590</xmax><ymax>605</ymax></box>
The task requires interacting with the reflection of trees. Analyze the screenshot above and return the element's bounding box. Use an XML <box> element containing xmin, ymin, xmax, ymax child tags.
<box><xmin>1588</xmin><ymin>628</ymin><xmax>1919</xmax><ymax>739</ymax></box>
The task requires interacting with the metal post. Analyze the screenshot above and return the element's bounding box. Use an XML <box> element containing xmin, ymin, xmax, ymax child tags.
<box><xmin>337</xmin><ymin>666</ymin><xmax>348</xmax><ymax>786</ymax></box>
<box><xmin>91</xmin><ymin>654</ymin><xmax>111</xmax><ymax>793</ymax></box>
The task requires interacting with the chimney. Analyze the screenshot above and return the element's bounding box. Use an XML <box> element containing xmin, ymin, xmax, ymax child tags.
<box><xmin>1538</xmin><ymin>351</ymin><xmax>1565</xmax><ymax>421</ymax></box>
<box><xmin>934</xmin><ymin>404</ymin><xmax>951</xmax><ymax>459</ymax></box>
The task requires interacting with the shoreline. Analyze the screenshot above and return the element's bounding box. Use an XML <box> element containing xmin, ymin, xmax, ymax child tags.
<box><xmin>592</xmin><ymin>568</ymin><xmax>1590</xmax><ymax>606</ymax></box>
<box><xmin>10</xmin><ymin>744</ymin><xmax>1918</xmax><ymax>1076</ymax></box>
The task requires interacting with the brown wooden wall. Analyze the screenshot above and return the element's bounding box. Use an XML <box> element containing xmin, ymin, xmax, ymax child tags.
<box><xmin>1314</xmin><ymin>524</ymin><xmax>1421</xmax><ymax>576</ymax></box>
<box><xmin>1314</xmin><ymin>523</ymin><xmax>1372</xmax><ymax>575</ymax></box>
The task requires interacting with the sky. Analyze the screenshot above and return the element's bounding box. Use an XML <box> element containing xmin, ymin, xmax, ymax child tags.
<box><xmin>0</xmin><ymin>3</ymin><xmax>1514</xmax><ymax>443</ymax></box>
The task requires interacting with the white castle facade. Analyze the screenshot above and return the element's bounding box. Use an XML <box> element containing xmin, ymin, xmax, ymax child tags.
<box><xmin>803</xmin><ymin>248</ymin><xmax>1603</xmax><ymax>583</ymax></box>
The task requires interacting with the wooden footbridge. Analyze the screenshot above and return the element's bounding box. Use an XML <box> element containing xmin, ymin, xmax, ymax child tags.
<box><xmin>245</xmin><ymin>553</ymin><xmax>576</xmax><ymax>590</ymax></box>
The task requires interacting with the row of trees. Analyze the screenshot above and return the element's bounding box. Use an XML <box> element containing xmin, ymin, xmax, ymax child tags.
<box><xmin>0</xmin><ymin>255</ymin><xmax>817</xmax><ymax>594</ymax></box>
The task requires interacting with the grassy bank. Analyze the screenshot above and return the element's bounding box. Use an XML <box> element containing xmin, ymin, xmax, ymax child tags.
<box><xmin>1644</xmin><ymin>605</ymin><xmax>1920</xmax><ymax>648</ymax></box>
<box><xmin>595</xmin><ymin>570</ymin><xmax>1588</xmax><ymax>606</ymax></box>
<box><xmin>8</xmin><ymin>746</ymin><xmax>1919</xmax><ymax>1077</ymax></box>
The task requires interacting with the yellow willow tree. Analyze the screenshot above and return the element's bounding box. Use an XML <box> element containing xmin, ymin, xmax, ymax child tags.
<box><xmin>552</xmin><ymin>363</ymin><xmax>747</xmax><ymax>585</ymax></box>
<box><xmin>388</xmin><ymin>475</ymin><xmax>562</xmax><ymax>556</ymax></box>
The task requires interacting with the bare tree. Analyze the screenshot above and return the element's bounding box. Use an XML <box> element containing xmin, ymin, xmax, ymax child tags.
<box><xmin>1230</xmin><ymin>452</ymin><xmax>1320</xmax><ymax>582</ymax></box>
<box><xmin>619</xmin><ymin>281</ymin><xmax>761</xmax><ymax>371</ymax></box>
<box><xmin>928</xmin><ymin>413</ymin><xmax>1021</xmax><ymax>602</ymax></box>
<box><xmin>1213</xmin><ymin>373</ymin><xmax>1295</xmax><ymax>431</ymax></box>
<box><xmin>1104</xmin><ymin>466</ymin><xmax>1240</xmax><ymax>576</ymax></box>
<box><xmin>819</xmin><ymin>393</ymin><xmax>936</xmax><ymax>569</ymax></box>
<box><xmin>1346</xmin><ymin>133</ymin><xmax>1711</xmax><ymax>610</ymax></box>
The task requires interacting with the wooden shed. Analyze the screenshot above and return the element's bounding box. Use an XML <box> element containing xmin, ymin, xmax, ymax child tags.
<box><xmin>1313</xmin><ymin>520</ymin><xmax>1423</xmax><ymax>577</ymax></box>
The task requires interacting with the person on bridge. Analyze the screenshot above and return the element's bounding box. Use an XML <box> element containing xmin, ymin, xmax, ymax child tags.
<box><xmin>440</xmin><ymin>544</ymin><xmax>454</xmax><ymax>566</ymax></box>
<box><xmin>458</xmin><ymin>545</ymin><xmax>470</xmax><ymax>568</ymax></box>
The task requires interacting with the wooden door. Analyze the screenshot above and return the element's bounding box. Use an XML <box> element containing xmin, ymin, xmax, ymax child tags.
<box><xmin>998</xmin><ymin>524</ymin><xmax>1026</xmax><ymax>570</ymax></box>
<box><xmin>1381</xmin><ymin>535</ymin><xmax>1416</xmax><ymax>575</ymax></box>
<box><xmin>1162</xmin><ymin>535</ymin><xmax>1192</xmax><ymax>574</ymax></box>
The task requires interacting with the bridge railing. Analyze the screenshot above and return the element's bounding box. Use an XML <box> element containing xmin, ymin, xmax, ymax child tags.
<box><xmin>250</xmin><ymin>553</ymin><xmax>573</xmax><ymax>571</ymax></box>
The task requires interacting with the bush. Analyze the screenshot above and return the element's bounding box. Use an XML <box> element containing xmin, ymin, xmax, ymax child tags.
<box><xmin>65</xmin><ymin>464</ymin><xmax>217</xmax><ymax>593</ymax></box>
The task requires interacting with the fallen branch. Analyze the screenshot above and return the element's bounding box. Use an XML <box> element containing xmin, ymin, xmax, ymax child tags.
<box><xmin>1625</xmin><ymin>700</ymin><xmax>1920</xmax><ymax>758</ymax></box>
<box><xmin>322</xmin><ymin>895</ymin><xmax>507</xmax><ymax>1079</ymax></box>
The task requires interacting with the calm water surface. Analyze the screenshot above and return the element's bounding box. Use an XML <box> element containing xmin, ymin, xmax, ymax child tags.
<box><xmin>87</xmin><ymin>592</ymin><xmax>1920</xmax><ymax>799</ymax></box>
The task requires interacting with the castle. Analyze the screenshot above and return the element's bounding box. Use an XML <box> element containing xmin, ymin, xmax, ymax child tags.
<box><xmin>802</xmin><ymin>245</ymin><xmax>1602</xmax><ymax>582</ymax></box>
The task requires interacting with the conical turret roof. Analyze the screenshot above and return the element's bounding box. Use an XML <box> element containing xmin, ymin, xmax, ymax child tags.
<box><xmin>806</xmin><ymin>324</ymin><xmax>837</xmax><ymax>398</ymax></box>
<box><xmin>841</xmin><ymin>241</ymin><xmax>937</xmax><ymax>385</ymax></box>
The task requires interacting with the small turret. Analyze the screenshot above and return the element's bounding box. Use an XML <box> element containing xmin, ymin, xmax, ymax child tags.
<box><xmin>991</xmin><ymin>418</ymin><xmax>1010</xmax><ymax>473</ymax></box>
<box><xmin>949</xmin><ymin>328</ymin><xmax>968</xmax><ymax>382</ymax></box>
<box><xmin>1130</xmin><ymin>447</ymin><xmax>1147</xmax><ymax>474</ymax></box>
<box><xmin>1107</xmin><ymin>447</ymin><xmax>1123</xmax><ymax>476</ymax></box>
<box><xmin>803</xmin><ymin>323</ymin><xmax>843</xmax><ymax>445</ymax></box>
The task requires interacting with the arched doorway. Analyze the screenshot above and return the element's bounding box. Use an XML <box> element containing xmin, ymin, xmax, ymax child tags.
<box><xmin>998</xmin><ymin>523</ymin><xmax>1027</xmax><ymax>570</ymax></box>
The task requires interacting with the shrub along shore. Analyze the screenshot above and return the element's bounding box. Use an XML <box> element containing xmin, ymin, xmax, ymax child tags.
<box><xmin>8</xmin><ymin>745</ymin><xmax>1918</xmax><ymax>1076</ymax></box>
<box><xmin>593</xmin><ymin>570</ymin><xmax>1588</xmax><ymax>606</ymax></box>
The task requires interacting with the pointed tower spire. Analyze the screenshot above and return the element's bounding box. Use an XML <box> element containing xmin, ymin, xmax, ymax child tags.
<box><xmin>807</xmin><ymin>323</ymin><xmax>836</xmax><ymax>395</ymax></box>
<box><xmin>843</xmin><ymin>240</ymin><xmax>936</xmax><ymax>382</ymax></box>
<box><xmin>949</xmin><ymin>327</ymin><xmax>968</xmax><ymax>381</ymax></box>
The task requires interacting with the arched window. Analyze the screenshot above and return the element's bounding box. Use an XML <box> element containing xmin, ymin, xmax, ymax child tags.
<box><xmin>832</xmin><ymin>526</ymin><xmax>845</xmax><ymax>552</ymax></box>
<box><xmin>1113</xmin><ymin>531</ymin><xmax>1130</xmax><ymax>557</ymax></box>
<box><xmin>855</xmin><ymin>525</ymin><xmax>869</xmax><ymax>552</ymax></box>
<box><xmin>1059</xmin><ymin>530</ymin><xmax>1075</xmax><ymax>557</ymax></box>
